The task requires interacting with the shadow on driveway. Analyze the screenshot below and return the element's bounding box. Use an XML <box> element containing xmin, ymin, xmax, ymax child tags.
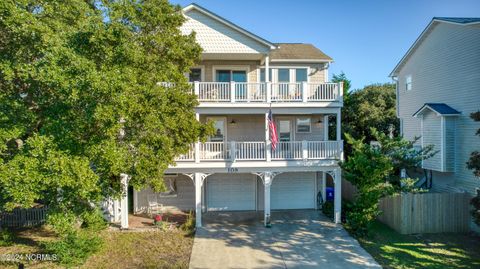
<box><xmin>189</xmin><ymin>210</ymin><xmax>380</xmax><ymax>269</ymax></box>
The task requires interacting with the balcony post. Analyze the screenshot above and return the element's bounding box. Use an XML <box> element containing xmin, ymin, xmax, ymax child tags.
<box><xmin>266</xmin><ymin>82</ymin><xmax>271</xmax><ymax>103</ymax></box>
<box><xmin>323</xmin><ymin>115</ymin><xmax>329</xmax><ymax>140</ymax></box>
<box><xmin>302</xmin><ymin>140</ymin><xmax>308</xmax><ymax>159</ymax></box>
<box><xmin>336</xmin><ymin>110</ymin><xmax>341</xmax><ymax>141</ymax></box>
<box><xmin>338</xmin><ymin>81</ymin><xmax>344</xmax><ymax>102</ymax></box>
<box><xmin>263</xmin><ymin>172</ymin><xmax>273</xmax><ymax>227</ymax></box>
<box><xmin>230</xmin><ymin>81</ymin><xmax>236</xmax><ymax>103</ymax></box>
<box><xmin>230</xmin><ymin>141</ymin><xmax>236</xmax><ymax>162</ymax></box>
<box><xmin>302</xmin><ymin>81</ymin><xmax>308</xmax><ymax>102</ymax></box>
<box><xmin>194</xmin><ymin>81</ymin><xmax>200</xmax><ymax>96</ymax></box>
<box><xmin>265</xmin><ymin>112</ymin><xmax>271</xmax><ymax>161</ymax></box>
<box><xmin>195</xmin><ymin>113</ymin><xmax>200</xmax><ymax>163</ymax></box>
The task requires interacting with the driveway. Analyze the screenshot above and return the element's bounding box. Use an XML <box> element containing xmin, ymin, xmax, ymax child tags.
<box><xmin>189</xmin><ymin>210</ymin><xmax>380</xmax><ymax>269</ymax></box>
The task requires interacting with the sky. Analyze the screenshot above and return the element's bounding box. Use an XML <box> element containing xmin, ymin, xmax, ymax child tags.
<box><xmin>170</xmin><ymin>0</ymin><xmax>480</xmax><ymax>90</ymax></box>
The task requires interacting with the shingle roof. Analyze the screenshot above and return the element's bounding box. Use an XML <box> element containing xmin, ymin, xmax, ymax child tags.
<box><xmin>413</xmin><ymin>103</ymin><xmax>461</xmax><ymax>117</ymax></box>
<box><xmin>434</xmin><ymin>17</ymin><xmax>480</xmax><ymax>24</ymax></box>
<box><xmin>270</xmin><ymin>43</ymin><xmax>333</xmax><ymax>62</ymax></box>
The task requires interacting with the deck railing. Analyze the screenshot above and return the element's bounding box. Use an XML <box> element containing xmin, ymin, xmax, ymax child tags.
<box><xmin>180</xmin><ymin>82</ymin><xmax>343</xmax><ymax>103</ymax></box>
<box><xmin>175</xmin><ymin>140</ymin><xmax>342</xmax><ymax>162</ymax></box>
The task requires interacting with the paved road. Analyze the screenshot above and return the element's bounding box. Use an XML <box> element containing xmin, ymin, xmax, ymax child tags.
<box><xmin>189</xmin><ymin>210</ymin><xmax>381</xmax><ymax>269</ymax></box>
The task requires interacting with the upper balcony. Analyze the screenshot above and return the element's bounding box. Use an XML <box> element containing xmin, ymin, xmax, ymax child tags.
<box><xmin>178</xmin><ymin>81</ymin><xmax>343</xmax><ymax>108</ymax></box>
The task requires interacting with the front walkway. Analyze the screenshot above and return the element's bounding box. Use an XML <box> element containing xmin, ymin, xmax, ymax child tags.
<box><xmin>189</xmin><ymin>210</ymin><xmax>380</xmax><ymax>269</ymax></box>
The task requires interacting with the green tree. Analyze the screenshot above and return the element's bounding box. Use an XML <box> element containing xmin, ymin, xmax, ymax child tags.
<box><xmin>0</xmin><ymin>0</ymin><xmax>209</xmax><ymax>229</ymax></box>
<box><xmin>329</xmin><ymin>72</ymin><xmax>351</xmax><ymax>140</ymax></box>
<box><xmin>340</xmin><ymin>128</ymin><xmax>434</xmax><ymax>235</ymax></box>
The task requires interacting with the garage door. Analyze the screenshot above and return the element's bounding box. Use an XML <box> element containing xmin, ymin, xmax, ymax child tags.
<box><xmin>271</xmin><ymin>174</ymin><xmax>315</xmax><ymax>209</ymax></box>
<box><xmin>207</xmin><ymin>174</ymin><xmax>256</xmax><ymax>211</ymax></box>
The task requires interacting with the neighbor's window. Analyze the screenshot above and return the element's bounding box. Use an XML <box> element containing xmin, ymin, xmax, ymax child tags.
<box><xmin>406</xmin><ymin>75</ymin><xmax>412</xmax><ymax>91</ymax></box>
<box><xmin>259</xmin><ymin>68</ymin><xmax>273</xmax><ymax>82</ymax></box>
<box><xmin>189</xmin><ymin>68</ymin><xmax>202</xmax><ymax>82</ymax></box>
<box><xmin>278</xmin><ymin>68</ymin><xmax>290</xmax><ymax>82</ymax></box>
<box><xmin>296</xmin><ymin>117</ymin><xmax>311</xmax><ymax>133</ymax></box>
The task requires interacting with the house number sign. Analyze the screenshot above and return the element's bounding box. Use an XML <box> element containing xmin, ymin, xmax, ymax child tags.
<box><xmin>227</xmin><ymin>167</ymin><xmax>239</xmax><ymax>173</ymax></box>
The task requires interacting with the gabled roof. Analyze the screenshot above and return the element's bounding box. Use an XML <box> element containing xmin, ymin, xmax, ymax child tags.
<box><xmin>182</xmin><ymin>3</ymin><xmax>276</xmax><ymax>49</ymax></box>
<box><xmin>270</xmin><ymin>43</ymin><xmax>333</xmax><ymax>62</ymax></box>
<box><xmin>413</xmin><ymin>103</ymin><xmax>461</xmax><ymax>117</ymax></box>
<box><xmin>389</xmin><ymin>17</ymin><xmax>480</xmax><ymax>77</ymax></box>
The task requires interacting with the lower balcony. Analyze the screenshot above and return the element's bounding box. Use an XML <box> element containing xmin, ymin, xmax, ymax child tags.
<box><xmin>172</xmin><ymin>141</ymin><xmax>343</xmax><ymax>165</ymax></box>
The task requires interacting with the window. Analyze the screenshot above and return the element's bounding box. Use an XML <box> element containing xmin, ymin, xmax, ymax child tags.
<box><xmin>406</xmin><ymin>75</ymin><xmax>412</xmax><ymax>91</ymax></box>
<box><xmin>278</xmin><ymin>120</ymin><xmax>292</xmax><ymax>141</ymax></box>
<box><xmin>278</xmin><ymin>68</ymin><xmax>290</xmax><ymax>82</ymax></box>
<box><xmin>260</xmin><ymin>68</ymin><xmax>273</xmax><ymax>82</ymax></box>
<box><xmin>189</xmin><ymin>68</ymin><xmax>202</xmax><ymax>82</ymax></box>
<box><xmin>296</xmin><ymin>117</ymin><xmax>311</xmax><ymax>133</ymax></box>
<box><xmin>215</xmin><ymin>70</ymin><xmax>247</xmax><ymax>82</ymax></box>
<box><xmin>295</xmin><ymin>68</ymin><xmax>308</xmax><ymax>82</ymax></box>
<box><xmin>208</xmin><ymin>118</ymin><xmax>226</xmax><ymax>142</ymax></box>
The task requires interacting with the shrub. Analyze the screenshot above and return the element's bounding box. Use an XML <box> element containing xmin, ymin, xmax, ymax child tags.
<box><xmin>43</xmin><ymin>230</ymin><xmax>102</xmax><ymax>266</ymax></box>
<box><xmin>180</xmin><ymin>211</ymin><xmax>195</xmax><ymax>236</ymax></box>
<box><xmin>321</xmin><ymin>201</ymin><xmax>334</xmax><ymax>219</ymax></box>
<box><xmin>471</xmin><ymin>189</ymin><xmax>480</xmax><ymax>226</ymax></box>
<box><xmin>80</xmin><ymin>209</ymin><xmax>107</xmax><ymax>232</ymax></box>
<box><xmin>0</xmin><ymin>229</ymin><xmax>14</xmax><ymax>247</ymax></box>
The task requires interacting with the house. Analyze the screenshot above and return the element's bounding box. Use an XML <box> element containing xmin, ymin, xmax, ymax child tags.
<box><xmin>133</xmin><ymin>3</ymin><xmax>344</xmax><ymax>227</ymax></box>
<box><xmin>390</xmin><ymin>18</ymin><xmax>480</xmax><ymax>196</ymax></box>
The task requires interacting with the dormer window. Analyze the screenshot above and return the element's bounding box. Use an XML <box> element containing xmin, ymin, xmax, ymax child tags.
<box><xmin>406</xmin><ymin>75</ymin><xmax>412</xmax><ymax>91</ymax></box>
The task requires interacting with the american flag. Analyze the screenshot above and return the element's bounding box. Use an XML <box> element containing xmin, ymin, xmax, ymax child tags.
<box><xmin>268</xmin><ymin>109</ymin><xmax>278</xmax><ymax>151</ymax></box>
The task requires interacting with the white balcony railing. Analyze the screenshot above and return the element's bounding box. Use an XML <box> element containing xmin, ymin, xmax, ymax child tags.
<box><xmin>175</xmin><ymin>140</ymin><xmax>342</xmax><ymax>162</ymax></box>
<box><xmin>185</xmin><ymin>82</ymin><xmax>343</xmax><ymax>103</ymax></box>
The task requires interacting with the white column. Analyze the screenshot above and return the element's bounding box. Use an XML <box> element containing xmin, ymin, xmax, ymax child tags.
<box><xmin>336</xmin><ymin>111</ymin><xmax>341</xmax><ymax>141</ymax></box>
<box><xmin>120</xmin><ymin>173</ymin><xmax>129</xmax><ymax>229</ymax></box>
<box><xmin>195</xmin><ymin>113</ymin><xmax>200</xmax><ymax>163</ymax></box>
<box><xmin>323</xmin><ymin>115</ymin><xmax>329</xmax><ymax>140</ymax></box>
<box><xmin>265</xmin><ymin>112</ymin><xmax>271</xmax><ymax>162</ymax></box>
<box><xmin>195</xmin><ymin>173</ymin><xmax>203</xmax><ymax>227</ymax></box>
<box><xmin>334</xmin><ymin>169</ymin><xmax>342</xmax><ymax>224</ymax></box>
<box><xmin>265</xmin><ymin>55</ymin><xmax>270</xmax><ymax>82</ymax></box>
<box><xmin>321</xmin><ymin>172</ymin><xmax>327</xmax><ymax>206</ymax></box>
<box><xmin>133</xmin><ymin>188</ymin><xmax>138</xmax><ymax>214</ymax></box>
<box><xmin>265</xmin><ymin>55</ymin><xmax>271</xmax><ymax>103</ymax></box>
<box><xmin>263</xmin><ymin>172</ymin><xmax>272</xmax><ymax>227</ymax></box>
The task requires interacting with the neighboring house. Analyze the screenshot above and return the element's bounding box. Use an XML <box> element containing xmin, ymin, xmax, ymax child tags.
<box><xmin>133</xmin><ymin>4</ymin><xmax>344</xmax><ymax>227</ymax></box>
<box><xmin>390</xmin><ymin>17</ymin><xmax>480</xmax><ymax>195</ymax></box>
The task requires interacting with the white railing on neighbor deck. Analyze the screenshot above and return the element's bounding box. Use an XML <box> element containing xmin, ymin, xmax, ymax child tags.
<box><xmin>182</xmin><ymin>81</ymin><xmax>343</xmax><ymax>103</ymax></box>
<box><xmin>175</xmin><ymin>141</ymin><xmax>342</xmax><ymax>162</ymax></box>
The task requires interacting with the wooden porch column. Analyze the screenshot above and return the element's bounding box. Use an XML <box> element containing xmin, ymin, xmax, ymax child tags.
<box><xmin>265</xmin><ymin>112</ymin><xmax>271</xmax><ymax>162</ymax></box>
<box><xmin>336</xmin><ymin>110</ymin><xmax>341</xmax><ymax>141</ymax></box>
<box><xmin>334</xmin><ymin>169</ymin><xmax>342</xmax><ymax>224</ymax></box>
<box><xmin>195</xmin><ymin>113</ymin><xmax>200</xmax><ymax>163</ymax></box>
<box><xmin>321</xmin><ymin>172</ymin><xmax>327</xmax><ymax>206</ymax></box>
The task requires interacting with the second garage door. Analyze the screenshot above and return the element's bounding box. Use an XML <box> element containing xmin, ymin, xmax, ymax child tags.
<box><xmin>207</xmin><ymin>174</ymin><xmax>256</xmax><ymax>211</ymax></box>
<box><xmin>271</xmin><ymin>173</ymin><xmax>315</xmax><ymax>209</ymax></box>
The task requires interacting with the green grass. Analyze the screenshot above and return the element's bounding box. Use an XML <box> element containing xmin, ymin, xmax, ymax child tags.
<box><xmin>355</xmin><ymin>221</ymin><xmax>480</xmax><ymax>269</ymax></box>
<box><xmin>0</xmin><ymin>227</ymin><xmax>193</xmax><ymax>269</ymax></box>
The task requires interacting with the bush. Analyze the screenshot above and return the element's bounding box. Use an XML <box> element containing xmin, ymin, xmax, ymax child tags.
<box><xmin>180</xmin><ymin>211</ymin><xmax>195</xmax><ymax>236</ymax></box>
<box><xmin>43</xmin><ymin>230</ymin><xmax>102</xmax><ymax>266</ymax></box>
<box><xmin>80</xmin><ymin>209</ymin><xmax>108</xmax><ymax>232</ymax></box>
<box><xmin>471</xmin><ymin>189</ymin><xmax>480</xmax><ymax>226</ymax></box>
<box><xmin>0</xmin><ymin>229</ymin><xmax>14</xmax><ymax>247</ymax></box>
<box><xmin>322</xmin><ymin>201</ymin><xmax>334</xmax><ymax>219</ymax></box>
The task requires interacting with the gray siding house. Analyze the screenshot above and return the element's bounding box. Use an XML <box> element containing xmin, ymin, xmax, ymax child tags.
<box><xmin>390</xmin><ymin>17</ymin><xmax>480</xmax><ymax>195</ymax></box>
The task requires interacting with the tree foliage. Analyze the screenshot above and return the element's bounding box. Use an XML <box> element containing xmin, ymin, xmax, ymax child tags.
<box><xmin>0</xmin><ymin>0</ymin><xmax>209</xmax><ymax>222</ymax></box>
<box><xmin>466</xmin><ymin>111</ymin><xmax>480</xmax><ymax>226</ymax></box>
<box><xmin>340</xmin><ymin>128</ymin><xmax>434</xmax><ymax>235</ymax></box>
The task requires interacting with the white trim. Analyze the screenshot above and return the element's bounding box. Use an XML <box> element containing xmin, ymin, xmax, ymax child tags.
<box><xmin>441</xmin><ymin>116</ymin><xmax>445</xmax><ymax>172</ymax></box>
<box><xmin>421</xmin><ymin>114</ymin><xmax>424</xmax><ymax>168</ymax></box>
<box><xmin>182</xmin><ymin>4</ymin><xmax>276</xmax><ymax>49</ymax></box>
<box><xmin>212</xmin><ymin>65</ymin><xmax>250</xmax><ymax>82</ymax></box>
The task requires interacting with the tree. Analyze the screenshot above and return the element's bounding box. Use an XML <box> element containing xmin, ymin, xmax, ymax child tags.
<box><xmin>345</xmin><ymin>83</ymin><xmax>399</xmax><ymax>143</ymax></box>
<box><xmin>340</xmin><ymin>128</ymin><xmax>434</xmax><ymax>235</ymax></box>
<box><xmin>329</xmin><ymin>72</ymin><xmax>351</xmax><ymax>140</ymax></box>
<box><xmin>0</xmin><ymin>0</ymin><xmax>209</xmax><ymax>230</ymax></box>
<box><xmin>466</xmin><ymin>111</ymin><xmax>480</xmax><ymax>226</ymax></box>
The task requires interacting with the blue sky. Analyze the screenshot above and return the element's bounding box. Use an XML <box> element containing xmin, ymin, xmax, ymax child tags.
<box><xmin>170</xmin><ymin>0</ymin><xmax>480</xmax><ymax>90</ymax></box>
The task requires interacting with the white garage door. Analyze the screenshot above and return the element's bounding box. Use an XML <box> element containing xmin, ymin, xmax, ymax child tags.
<box><xmin>207</xmin><ymin>174</ymin><xmax>256</xmax><ymax>211</ymax></box>
<box><xmin>271</xmin><ymin>174</ymin><xmax>315</xmax><ymax>209</ymax></box>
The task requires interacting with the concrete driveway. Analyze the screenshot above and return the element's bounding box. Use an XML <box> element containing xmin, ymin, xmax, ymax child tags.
<box><xmin>189</xmin><ymin>210</ymin><xmax>380</xmax><ymax>269</ymax></box>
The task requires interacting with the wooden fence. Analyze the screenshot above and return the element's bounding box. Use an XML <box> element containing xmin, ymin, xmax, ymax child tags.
<box><xmin>341</xmin><ymin>179</ymin><xmax>471</xmax><ymax>234</ymax></box>
<box><xmin>0</xmin><ymin>207</ymin><xmax>48</xmax><ymax>228</ymax></box>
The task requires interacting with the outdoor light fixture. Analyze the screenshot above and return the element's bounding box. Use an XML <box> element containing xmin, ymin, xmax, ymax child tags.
<box><xmin>316</xmin><ymin>118</ymin><xmax>323</xmax><ymax>126</ymax></box>
<box><xmin>229</xmin><ymin>119</ymin><xmax>237</xmax><ymax>126</ymax></box>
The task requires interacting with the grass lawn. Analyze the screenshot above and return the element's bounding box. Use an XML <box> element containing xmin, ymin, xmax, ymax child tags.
<box><xmin>0</xmin><ymin>227</ymin><xmax>193</xmax><ymax>269</ymax></box>
<box><xmin>355</xmin><ymin>221</ymin><xmax>480</xmax><ymax>269</ymax></box>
